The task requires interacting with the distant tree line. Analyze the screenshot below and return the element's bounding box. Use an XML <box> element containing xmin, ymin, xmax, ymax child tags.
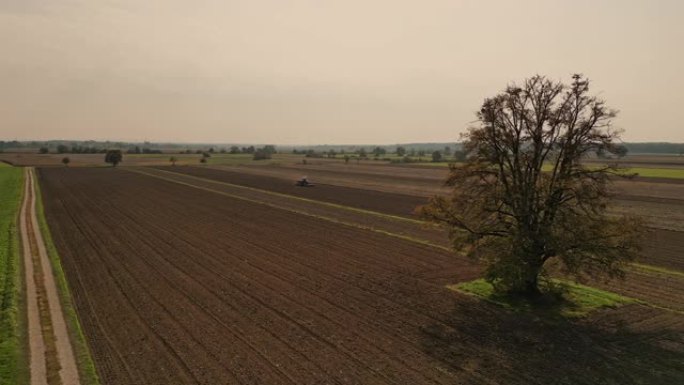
<box><xmin>290</xmin><ymin>145</ymin><xmax>469</xmax><ymax>164</ymax></box>
<box><xmin>252</xmin><ymin>145</ymin><xmax>277</xmax><ymax>160</ymax></box>
<box><xmin>52</xmin><ymin>145</ymin><xmax>108</xmax><ymax>154</ymax></box>
<box><xmin>127</xmin><ymin>146</ymin><xmax>163</xmax><ymax>154</ymax></box>
<box><xmin>4</xmin><ymin>140</ymin><xmax>683</xmax><ymax>156</ymax></box>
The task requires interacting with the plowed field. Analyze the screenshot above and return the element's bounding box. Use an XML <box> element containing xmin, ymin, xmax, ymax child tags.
<box><xmin>159</xmin><ymin>166</ymin><xmax>684</xmax><ymax>270</ymax></box>
<box><xmin>38</xmin><ymin>168</ymin><xmax>684</xmax><ymax>385</ymax></box>
<box><xmin>156</xmin><ymin>166</ymin><xmax>428</xmax><ymax>217</ymax></box>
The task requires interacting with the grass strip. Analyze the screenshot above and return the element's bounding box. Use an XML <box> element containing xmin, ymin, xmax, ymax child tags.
<box><xmin>33</xmin><ymin>171</ymin><xmax>101</xmax><ymax>385</ymax></box>
<box><xmin>630</xmin><ymin>263</ymin><xmax>684</xmax><ymax>279</ymax></box>
<box><xmin>412</xmin><ymin>161</ymin><xmax>684</xmax><ymax>179</ymax></box>
<box><xmin>625</xmin><ymin>167</ymin><xmax>684</xmax><ymax>179</ymax></box>
<box><xmin>0</xmin><ymin>166</ymin><xmax>27</xmax><ymax>385</ymax></box>
<box><xmin>449</xmin><ymin>278</ymin><xmax>639</xmax><ymax>318</ymax></box>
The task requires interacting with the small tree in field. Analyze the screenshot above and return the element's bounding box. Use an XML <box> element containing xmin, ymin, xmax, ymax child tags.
<box><xmin>104</xmin><ymin>150</ymin><xmax>123</xmax><ymax>167</ymax></box>
<box><xmin>615</xmin><ymin>145</ymin><xmax>628</xmax><ymax>159</ymax></box>
<box><xmin>253</xmin><ymin>149</ymin><xmax>272</xmax><ymax>160</ymax></box>
<box><xmin>62</xmin><ymin>157</ymin><xmax>70</xmax><ymax>167</ymax></box>
<box><xmin>431</xmin><ymin>151</ymin><xmax>442</xmax><ymax>162</ymax></box>
<box><xmin>420</xmin><ymin>75</ymin><xmax>642</xmax><ymax>296</ymax></box>
<box><xmin>169</xmin><ymin>156</ymin><xmax>178</xmax><ymax>166</ymax></box>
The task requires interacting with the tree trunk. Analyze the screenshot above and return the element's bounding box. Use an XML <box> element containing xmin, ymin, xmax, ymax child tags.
<box><xmin>511</xmin><ymin>261</ymin><xmax>543</xmax><ymax>297</ymax></box>
<box><xmin>522</xmin><ymin>273</ymin><xmax>541</xmax><ymax>297</ymax></box>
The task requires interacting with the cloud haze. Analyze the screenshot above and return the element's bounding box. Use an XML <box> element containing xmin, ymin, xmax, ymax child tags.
<box><xmin>1</xmin><ymin>0</ymin><xmax>682</xmax><ymax>144</ymax></box>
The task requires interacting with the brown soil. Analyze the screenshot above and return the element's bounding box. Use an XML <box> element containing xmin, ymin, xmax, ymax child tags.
<box><xmin>38</xmin><ymin>167</ymin><xmax>684</xmax><ymax>385</ymax></box>
<box><xmin>157</xmin><ymin>165</ymin><xmax>430</xmax><ymax>217</ymax></box>
<box><xmin>162</xmin><ymin>166</ymin><xmax>684</xmax><ymax>271</ymax></box>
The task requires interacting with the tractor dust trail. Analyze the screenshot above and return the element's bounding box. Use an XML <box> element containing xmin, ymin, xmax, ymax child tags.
<box><xmin>20</xmin><ymin>167</ymin><xmax>81</xmax><ymax>385</ymax></box>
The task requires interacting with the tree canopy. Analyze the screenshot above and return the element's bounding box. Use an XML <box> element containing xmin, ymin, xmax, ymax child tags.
<box><xmin>420</xmin><ymin>74</ymin><xmax>642</xmax><ymax>295</ymax></box>
<box><xmin>104</xmin><ymin>149</ymin><xmax>123</xmax><ymax>167</ymax></box>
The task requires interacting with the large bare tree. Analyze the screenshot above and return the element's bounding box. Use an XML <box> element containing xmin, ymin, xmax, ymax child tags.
<box><xmin>421</xmin><ymin>75</ymin><xmax>642</xmax><ymax>296</ymax></box>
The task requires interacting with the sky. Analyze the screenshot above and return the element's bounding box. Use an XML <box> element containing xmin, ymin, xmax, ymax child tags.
<box><xmin>1</xmin><ymin>0</ymin><xmax>682</xmax><ymax>144</ymax></box>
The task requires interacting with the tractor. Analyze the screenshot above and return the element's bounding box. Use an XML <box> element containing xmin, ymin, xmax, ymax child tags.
<box><xmin>295</xmin><ymin>176</ymin><xmax>314</xmax><ymax>187</ymax></box>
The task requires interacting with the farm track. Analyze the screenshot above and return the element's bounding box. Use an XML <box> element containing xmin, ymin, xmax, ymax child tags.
<box><xmin>38</xmin><ymin>167</ymin><xmax>684</xmax><ymax>385</ymax></box>
<box><xmin>20</xmin><ymin>168</ymin><xmax>81</xmax><ymax>385</ymax></box>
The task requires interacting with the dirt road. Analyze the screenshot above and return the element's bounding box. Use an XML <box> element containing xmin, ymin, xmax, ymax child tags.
<box><xmin>20</xmin><ymin>167</ymin><xmax>81</xmax><ymax>385</ymax></box>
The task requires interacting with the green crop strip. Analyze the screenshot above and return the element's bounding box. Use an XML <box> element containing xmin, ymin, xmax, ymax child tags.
<box><xmin>630</xmin><ymin>263</ymin><xmax>684</xmax><ymax>279</ymax></box>
<box><xmin>412</xmin><ymin>161</ymin><xmax>684</xmax><ymax>179</ymax></box>
<box><xmin>0</xmin><ymin>166</ymin><xmax>27</xmax><ymax>385</ymax></box>
<box><xmin>33</xmin><ymin>171</ymin><xmax>101</xmax><ymax>385</ymax></box>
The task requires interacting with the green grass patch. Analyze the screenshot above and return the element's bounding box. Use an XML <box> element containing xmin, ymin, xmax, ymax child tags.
<box><xmin>408</xmin><ymin>162</ymin><xmax>684</xmax><ymax>179</ymax></box>
<box><xmin>0</xmin><ymin>166</ymin><xmax>27</xmax><ymax>385</ymax></box>
<box><xmin>33</xmin><ymin>172</ymin><xmax>101</xmax><ymax>385</ymax></box>
<box><xmin>624</xmin><ymin>167</ymin><xmax>684</xmax><ymax>179</ymax></box>
<box><xmin>449</xmin><ymin>278</ymin><xmax>638</xmax><ymax>318</ymax></box>
<box><xmin>631</xmin><ymin>263</ymin><xmax>684</xmax><ymax>279</ymax></box>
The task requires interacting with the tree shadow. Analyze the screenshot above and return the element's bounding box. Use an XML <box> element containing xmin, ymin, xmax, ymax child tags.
<box><xmin>421</xmin><ymin>298</ymin><xmax>684</xmax><ymax>385</ymax></box>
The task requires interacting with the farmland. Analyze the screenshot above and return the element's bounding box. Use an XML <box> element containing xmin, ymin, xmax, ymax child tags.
<box><xmin>36</xmin><ymin>164</ymin><xmax>684</xmax><ymax>384</ymax></box>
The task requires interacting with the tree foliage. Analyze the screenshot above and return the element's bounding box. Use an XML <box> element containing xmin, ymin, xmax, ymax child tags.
<box><xmin>420</xmin><ymin>75</ymin><xmax>642</xmax><ymax>295</ymax></box>
<box><xmin>104</xmin><ymin>150</ymin><xmax>123</xmax><ymax>167</ymax></box>
<box><xmin>253</xmin><ymin>145</ymin><xmax>277</xmax><ymax>160</ymax></box>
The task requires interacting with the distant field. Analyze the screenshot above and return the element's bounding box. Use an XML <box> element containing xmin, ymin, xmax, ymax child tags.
<box><xmin>409</xmin><ymin>161</ymin><xmax>684</xmax><ymax>180</ymax></box>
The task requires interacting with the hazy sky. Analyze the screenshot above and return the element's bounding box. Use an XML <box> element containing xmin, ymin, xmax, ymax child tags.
<box><xmin>1</xmin><ymin>0</ymin><xmax>682</xmax><ymax>144</ymax></box>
